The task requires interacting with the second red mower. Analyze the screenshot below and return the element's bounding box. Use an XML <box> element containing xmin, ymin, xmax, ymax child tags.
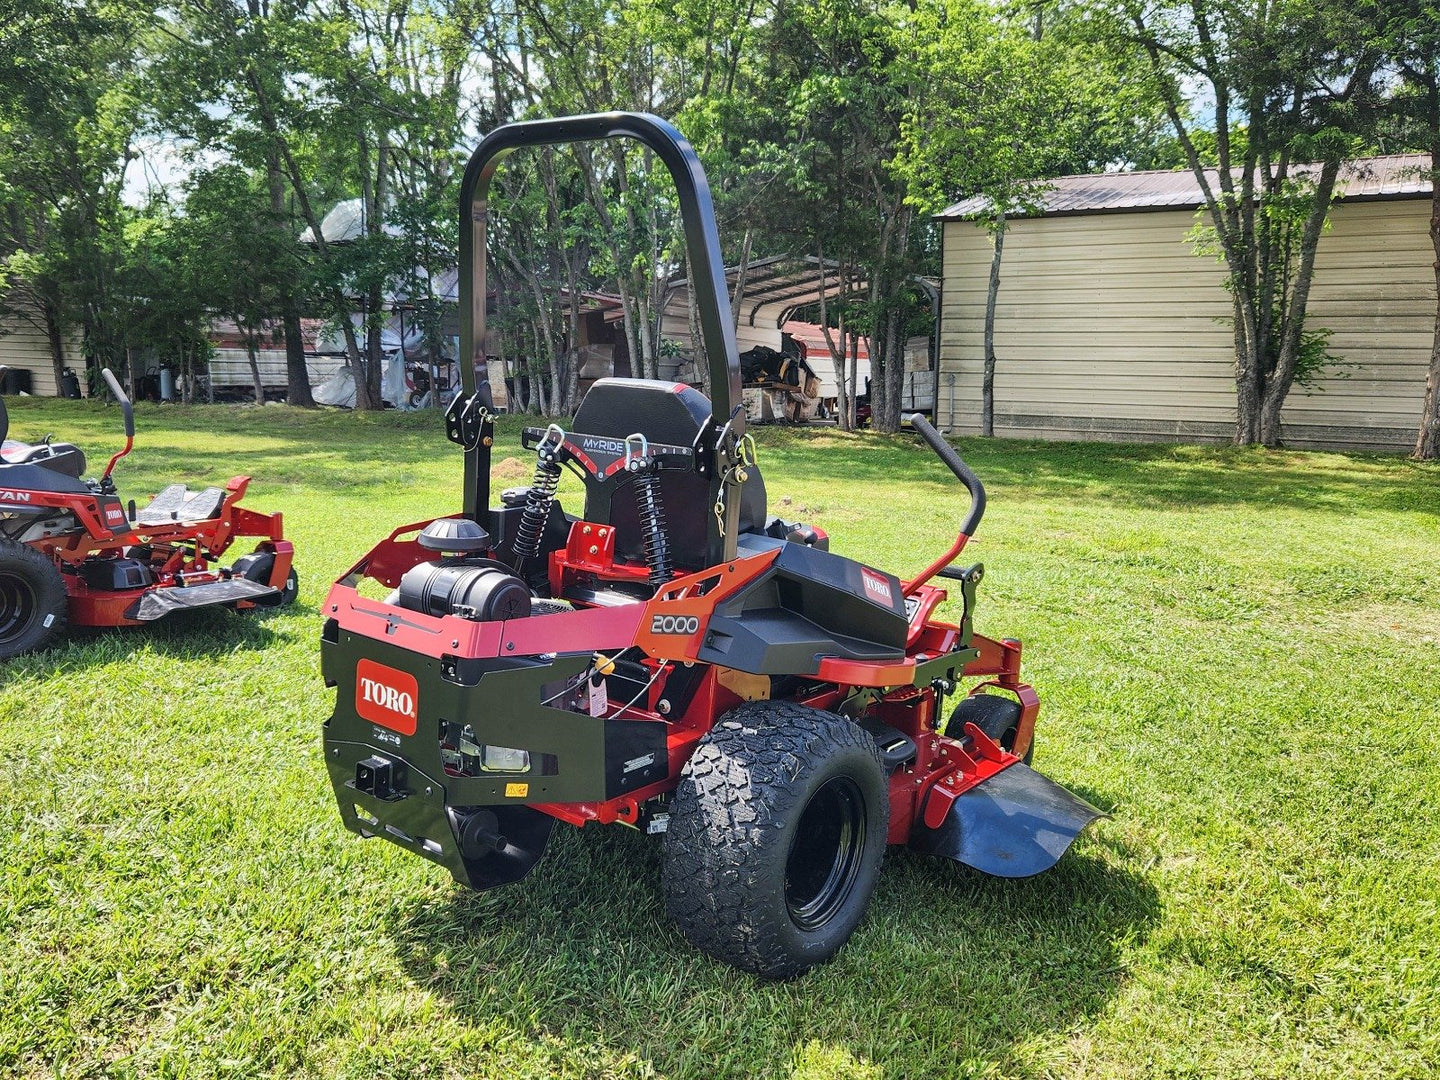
<box><xmin>0</xmin><ymin>368</ymin><xmax>297</xmax><ymax>659</ymax></box>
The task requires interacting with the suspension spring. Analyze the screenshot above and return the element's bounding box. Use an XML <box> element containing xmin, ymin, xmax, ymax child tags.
<box><xmin>633</xmin><ymin>467</ymin><xmax>673</xmax><ymax>587</ymax></box>
<box><xmin>513</xmin><ymin>457</ymin><xmax>562</xmax><ymax>568</ymax></box>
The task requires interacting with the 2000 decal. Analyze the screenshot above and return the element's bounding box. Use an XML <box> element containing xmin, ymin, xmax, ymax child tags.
<box><xmin>651</xmin><ymin>614</ymin><xmax>700</xmax><ymax>635</ymax></box>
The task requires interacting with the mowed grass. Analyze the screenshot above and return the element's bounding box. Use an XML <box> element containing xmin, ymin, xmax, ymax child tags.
<box><xmin>1</xmin><ymin>396</ymin><xmax>1438</xmax><ymax>1080</ymax></box>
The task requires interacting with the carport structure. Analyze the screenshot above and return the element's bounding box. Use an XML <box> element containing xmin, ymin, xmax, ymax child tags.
<box><xmin>649</xmin><ymin>254</ymin><xmax>872</xmax><ymax>399</ymax></box>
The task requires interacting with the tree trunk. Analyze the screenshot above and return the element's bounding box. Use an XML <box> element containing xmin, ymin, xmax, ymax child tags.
<box><xmin>281</xmin><ymin>302</ymin><xmax>312</xmax><ymax>407</ymax></box>
<box><xmin>564</xmin><ymin>257</ymin><xmax>582</xmax><ymax>414</ymax></box>
<box><xmin>633</xmin><ymin>290</ymin><xmax>656</xmax><ymax>381</ymax></box>
<box><xmin>687</xmin><ymin>272</ymin><xmax>705</xmax><ymax>394</ymax></box>
<box><xmin>1416</xmin><ymin>118</ymin><xmax>1440</xmax><ymax>458</ymax></box>
<box><xmin>840</xmin><ymin>332</ymin><xmax>852</xmax><ymax>429</ymax></box>
<box><xmin>266</xmin><ymin>144</ymin><xmax>313</xmax><ymax>407</ymax></box>
<box><xmin>615</xmin><ymin>282</ymin><xmax>640</xmax><ymax>382</ymax></box>
<box><xmin>982</xmin><ymin>217</ymin><xmax>1005</xmax><ymax>437</ymax></box>
<box><xmin>43</xmin><ymin>294</ymin><xmax>67</xmax><ymax>397</ymax></box>
<box><xmin>241</xmin><ymin>44</ymin><xmax>365</xmax><ymax>396</ymax></box>
<box><xmin>358</xmin><ymin>311</ymin><xmax>383</xmax><ymax>411</ymax></box>
<box><xmin>246</xmin><ymin>337</ymin><xmax>265</xmax><ymax>404</ymax></box>
<box><xmin>816</xmin><ymin>251</ymin><xmax>851</xmax><ymax>430</ymax></box>
<box><xmin>1232</xmin><ymin>292</ymin><xmax>1262</xmax><ymax>444</ymax></box>
<box><xmin>517</xmin><ymin>260</ymin><xmax>560</xmax><ymax>410</ymax></box>
<box><xmin>494</xmin><ymin>280</ymin><xmax>520</xmax><ymax>411</ymax></box>
<box><xmin>181</xmin><ymin>344</ymin><xmax>195</xmax><ymax>404</ymax></box>
<box><xmin>353</xmin><ymin>127</ymin><xmax>388</xmax><ymax>412</ymax></box>
<box><xmin>870</xmin><ymin>319</ymin><xmax>889</xmax><ymax>432</ymax></box>
<box><xmin>871</xmin><ymin>203</ymin><xmax>910</xmax><ymax>434</ymax></box>
<box><xmin>730</xmin><ymin>226</ymin><xmax>754</xmax><ymax>331</ymax></box>
<box><xmin>882</xmin><ymin>303</ymin><xmax>903</xmax><ymax>432</ymax></box>
<box><xmin>549</xmin><ymin>345</ymin><xmax>561</xmax><ymax>415</ymax></box>
<box><xmin>531</xmin><ymin>319</ymin><xmax>550</xmax><ymax>414</ymax></box>
<box><xmin>1257</xmin><ymin>158</ymin><xmax>1342</xmax><ymax>447</ymax></box>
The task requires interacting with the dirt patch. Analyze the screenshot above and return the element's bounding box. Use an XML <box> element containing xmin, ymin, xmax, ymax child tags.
<box><xmin>1334</xmin><ymin>602</ymin><xmax>1440</xmax><ymax>643</ymax></box>
<box><xmin>491</xmin><ymin>456</ymin><xmax>535</xmax><ymax>483</ymax></box>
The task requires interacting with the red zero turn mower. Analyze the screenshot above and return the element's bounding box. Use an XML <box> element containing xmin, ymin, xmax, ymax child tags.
<box><xmin>0</xmin><ymin>369</ymin><xmax>297</xmax><ymax>659</ymax></box>
<box><xmin>321</xmin><ymin>113</ymin><xmax>1103</xmax><ymax>978</ymax></box>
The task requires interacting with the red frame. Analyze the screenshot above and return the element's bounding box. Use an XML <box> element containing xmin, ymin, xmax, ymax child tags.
<box><xmin>326</xmin><ymin>512</ymin><xmax>1038</xmax><ymax>841</ymax></box>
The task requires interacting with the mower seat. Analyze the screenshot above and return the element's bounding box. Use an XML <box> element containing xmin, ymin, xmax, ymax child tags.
<box><xmin>571</xmin><ymin>378</ymin><xmax>768</xmax><ymax>571</ymax></box>
<box><xmin>0</xmin><ymin>438</ymin><xmax>88</xmax><ymax>479</ymax></box>
<box><xmin>136</xmin><ymin>484</ymin><xmax>227</xmax><ymax>526</ymax></box>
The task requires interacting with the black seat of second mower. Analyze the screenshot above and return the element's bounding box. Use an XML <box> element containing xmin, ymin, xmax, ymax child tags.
<box><xmin>0</xmin><ymin>391</ymin><xmax>87</xmax><ymax>478</ymax></box>
<box><xmin>136</xmin><ymin>484</ymin><xmax>227</xmax><ymax>526</ymax></box>
<box><xmin>0</xmin><ymin>438</ymin><xmax>88</xmax><ymax>479</ymax></box>
<box><xmin>571</xmin><ymin>378</ymin><xmax>767</xmax><ymax>571</ymax></box>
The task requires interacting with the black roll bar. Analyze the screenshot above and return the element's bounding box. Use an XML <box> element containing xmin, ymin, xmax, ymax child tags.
<box><xmin>456</xmin><ymin>112</ymin><xmax>747</xmax><ymax>562</ymax></box>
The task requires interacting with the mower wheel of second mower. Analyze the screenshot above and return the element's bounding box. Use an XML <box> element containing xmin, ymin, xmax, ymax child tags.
<box><xmin>277</xmin><ymin>567</ymin><xmax>299</xmax><ymax>605</ymax></box>
<box><xmin>663</xmin><ymin>701</ymin><xmax>889</xmax><ymax>979</ymax></box>
<box><xmin>0</xmin><ymin>539</ymin><xmax>67</xmax><ymax>660</ymax></box>
<box><xmin>232</xmin><ymin>549</ymin><xmax>299</xmax><ymax>608</ymax></box>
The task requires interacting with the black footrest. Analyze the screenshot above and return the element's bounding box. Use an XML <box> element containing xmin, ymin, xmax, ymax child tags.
<box><xmin>136</xmin><ymin>484</ymin><xmax>226</xmax><ymax>526</ymax></box>
<box><xmin>125</xmin><ymin>577</ymin><xmax>278</xmax><ymax>621</ymax></box>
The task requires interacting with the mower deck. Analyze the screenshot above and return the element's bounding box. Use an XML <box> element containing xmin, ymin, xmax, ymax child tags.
<box><xmin>126</xmin><ymin>577</ymin><xmax>279</xmax><ymax>621</ymax></box>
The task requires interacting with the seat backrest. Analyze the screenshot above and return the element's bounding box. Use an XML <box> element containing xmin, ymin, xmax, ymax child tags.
<box><xmin>570</xmin><ymin>378</ymin><xmax>766</xmax><ymax>570</ymax></box>
<box><xmin>572</xmin><ymin>378</ymin><xmax>712</xmax><ymax>449</ymax></box>
<box><xmin>1</xmin><ymin>440</ymin><xmax>88</xmax><ymax>478</ymax></box>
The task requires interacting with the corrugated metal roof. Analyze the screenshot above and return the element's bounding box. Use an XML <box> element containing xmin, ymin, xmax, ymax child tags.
<box><xmin>936</xmin><ymin>154</ymin><xmax>1433</xmax><ymax>220</ymax></box>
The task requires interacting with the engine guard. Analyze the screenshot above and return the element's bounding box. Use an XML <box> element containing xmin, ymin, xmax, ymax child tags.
<box><xmin>910</xmin><ymin>762</ymin><xmax>1105</xmax><ymax>878</ymax></box>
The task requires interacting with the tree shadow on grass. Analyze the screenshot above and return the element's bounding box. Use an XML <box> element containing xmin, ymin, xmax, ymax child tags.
<box><xmin>389</xmin><ymin>821</ymin><xmax>1158</xmax><ymax>1079</ymax></box>
<box><xmin>40</xmin><ymin>398</ymin><xmax>1436</xmax><ymax>523</ymax></box>
<box><xmin>0</xmin><ymin>602</ymin><xmax>298</xmax><ymax>687</ymax></box>
<box><xmin>73</xmin><ymin>603</ymin><xmax>296</xmax><ymax>656</ymax></box>
<box><xmin>763</xmin><ymin>432</ymin><xmax>1440</xmax><ymax>522</ymax></box>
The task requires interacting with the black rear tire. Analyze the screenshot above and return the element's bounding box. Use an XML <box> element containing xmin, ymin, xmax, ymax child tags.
<box><xmin>0</xmin><ymin>539</ymin><xmax>67</xmax><ymax>659</ymax></box>
<box><xmin>946</xmin><ymin>692</ymin><xmax>1033</xmax><ymax>764</ymax></box>
<box><xmin>663</xmin><ymin>700</ymin><xmax>889</xmax><ymax>978</ymax></box>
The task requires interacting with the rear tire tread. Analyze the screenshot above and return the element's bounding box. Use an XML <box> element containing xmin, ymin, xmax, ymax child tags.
<box><xmin>0</xmin><ymin>539</ymin><xmax>67</xmax><ymax>659</ymax></box>
<box><xmin>663</xmin><ymin>700</ymin><xmax>888</xmax><ymax>979</ymax></box>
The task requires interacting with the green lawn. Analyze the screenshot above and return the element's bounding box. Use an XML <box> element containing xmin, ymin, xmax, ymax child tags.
<box><xmin>2</xmin><ymin>396</ymin><xmax>1438</xmax><ymax>1079</ymax></box>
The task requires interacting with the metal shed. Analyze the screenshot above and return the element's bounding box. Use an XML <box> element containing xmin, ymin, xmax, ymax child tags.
<box><xmin>935</xmin><ymin>155</ymin><xmax>1435</xmax><ymax>452</ymax></box>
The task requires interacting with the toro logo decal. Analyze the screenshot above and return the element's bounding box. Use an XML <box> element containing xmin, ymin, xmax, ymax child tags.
<box><xmin>104</xmin><ymin>505</ymin><xmax>127</xmax><ymax>526</ymax></box>
<box><xmin>0</xmin><ymin>488</ymin><xmax>32</xmax><ymax>503</ymax></box>
<box><xmin>860</xmin><ymin>568</ymin><xmax>894</xmax><ymax>606</ymax></box>
<box><xmin>355</xmin><ymin>659</ymin><xmax>419</xmax><ymax>736</ymax></box>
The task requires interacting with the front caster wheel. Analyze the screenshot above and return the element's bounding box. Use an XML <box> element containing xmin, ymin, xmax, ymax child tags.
<box><xmin>233</xmin><ymin>550</ymin><xmax>298</xmax><ymax>608</ymax></box>
<box><xmin>946</xmin><ymin>692</ymin><xmax>1033</xmax><ymax>764</ymax></box>
<box><xmin>663</xmin><ymin>700</ymin><xmax>889</xmax><ymax>979</ymax></box>
<box><xmin>276</xmin><ymin>567</ymin><xmax>299</xmax><ymax>605</ymax></box>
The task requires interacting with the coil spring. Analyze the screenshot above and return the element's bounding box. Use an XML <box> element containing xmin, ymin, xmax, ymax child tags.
<box><xmin>633</xmin><ymin>468</ymin><xmax>672</xmax><ymax>587</ymax></box>
<box><xmin>513</xmin><ymin>457</ymin><xmax>562</xmax><ymax>565</ymax></box>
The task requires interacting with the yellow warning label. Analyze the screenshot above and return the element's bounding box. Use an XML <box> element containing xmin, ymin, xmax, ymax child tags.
<box><xmin>504</xmin><ymin>782</ymin><xmax>529</xmax><ymax>798</ymax></box>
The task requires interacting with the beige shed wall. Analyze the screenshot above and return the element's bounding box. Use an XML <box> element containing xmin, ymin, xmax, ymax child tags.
<box><xmin>0</xmin><ymin>313</ymin><xmax>77</xmax><ymax>396</ymax></box>
<box><xmin>937</xmin><ymin>198</ymin><xmax>1435</xmax><ymax>452</ymax></box>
